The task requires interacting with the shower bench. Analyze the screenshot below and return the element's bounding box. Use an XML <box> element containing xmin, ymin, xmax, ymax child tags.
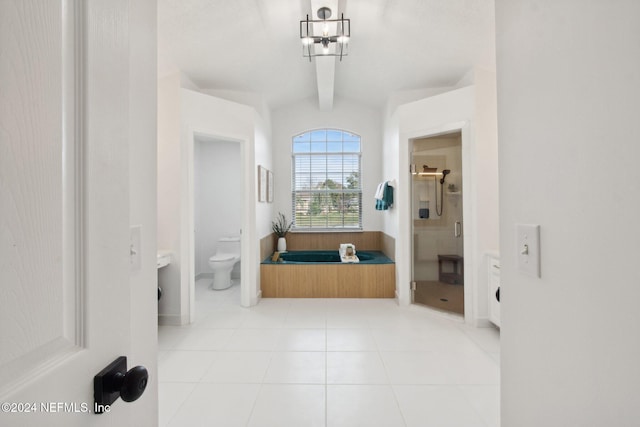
<box><xmin>438</xmin><ymin>254</ymin><xmax>464</xmax><ymax>285</ymax></box>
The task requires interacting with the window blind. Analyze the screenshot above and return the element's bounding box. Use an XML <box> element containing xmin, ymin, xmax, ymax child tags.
<box><xmin>291</xmin><ymin>130</ymin><xmax>362</xmax><ymax>230</ymax></box>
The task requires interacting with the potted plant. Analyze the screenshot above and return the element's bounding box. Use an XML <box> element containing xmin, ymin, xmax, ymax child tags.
<box><xmin>272</xmin><ymin>212</ymin><xmax>292</xmax><ymax>252</ymax></box>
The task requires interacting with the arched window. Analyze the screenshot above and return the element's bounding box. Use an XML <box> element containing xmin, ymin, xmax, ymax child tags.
<box><xmin>291</xmin><ymin>129</ymin><xmax>362</xmax><ymax>230</ymax></box>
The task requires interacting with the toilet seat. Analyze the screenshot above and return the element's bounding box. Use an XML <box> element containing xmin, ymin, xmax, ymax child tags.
<box><xmin>209</xmin><ymin>254</ymin><xmax>236</xmax><ymax>262</ymax></box>
<box><xmin>208</xmin><ymin>236</ymin><xmax>241</xmax><ymax>291</ymax></box>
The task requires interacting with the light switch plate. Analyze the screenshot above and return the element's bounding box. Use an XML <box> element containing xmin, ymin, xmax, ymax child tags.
<box><xmin>130</xmin><ymin>225</ymin><xmax>141</xmax><ymax>272</ymax></box>
<box><xmin>517</xmin><ymin>224</ymin><xmax>540</xmax><ymax>277</ymax></box>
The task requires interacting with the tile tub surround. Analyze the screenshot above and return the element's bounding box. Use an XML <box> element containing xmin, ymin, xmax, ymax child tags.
<box><xmin>260</xmin><ymin>231</ymin><xmax>396</xmax><ymax>260</ymax></box>
<box><xmin>259</xmin><ymin>232</ymin><xmax>397</xmax><ymax>298</ymax></box>
<box><xmin>265</xmin><ymin>250</ymin><xmax>394</xmax><ymax>264</ymax></box>
<box><xmin>260</xmin><ymin>251</ymin><xmax>395</xmax><ymax>298</ymax></box>
<box><xmin>158</xmin><ymin>279</ymin><xmax>500</xmax><ymax>427</ymax></box>
<box><xmin>284</xmin><ymin>231</ymin><xmax>383</xmax><ymax>252</ymax></box>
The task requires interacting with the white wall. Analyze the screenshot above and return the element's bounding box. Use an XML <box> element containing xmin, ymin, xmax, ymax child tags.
<box><xmin>182</xmin><ymin>89</ymin><xmax>263</xmax><ymax>312</ymax></box>
<box><xmin>253</xmin><ymin>109</ymin><xmax>274</xmax><ymax>238</ymax></box>
<box><xmin>496</xmin><ymin>1</ymin><xmax>640</xmax><ymax>425</ymax></box>
<box><xmin>157</xmin><ymin>74</ymin><xmax>183</xmax><ymax>323</ymax></box>
<box><xmin>382</xmin><ymin>109</ymin><xmax>400</xmax><ymax>238</ymax></box>
<box><xmin>128</xmin><ymin>0</ymin><xmax>158</xmax><ymax>422</ymax></box>
<box><xmin>194</xmin><ymin>138</ymin><xmax>242</xmax><ymax>276</ymax></box>
<box><xmin>383</xmin><ymin>76</ymin><xmax>499</xmax><ymax>326</ymax></box>
<box><xmin>158</xmin><ymin>75</ymin><xmax>271</xmax><ymax>323</ymax></box>
<box><xmin>471</xmin><ymin>67</ymin><xmax>500</xmax><ymax>320</ymax></box>
<box><xmin>271</xmin><ymin>96</ymin><xmax>384</xmax><ymax>231</ymax></box>
<box><xmin>200</xmin><ymin>87</ymin><xmax>275</xmax><ymax>239</ymax></box>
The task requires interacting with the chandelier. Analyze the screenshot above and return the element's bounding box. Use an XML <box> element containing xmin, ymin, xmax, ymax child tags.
<box><xmin>300</xmin><ymin>7</ymin><xmax>350</xmax><ymax>61</ymax></box>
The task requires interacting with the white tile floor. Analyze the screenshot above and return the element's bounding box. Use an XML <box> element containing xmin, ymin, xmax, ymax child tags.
<box><xmin>158</xmin><ymin>278</ymin><xmax>500</xmax><ymax>427</ymax></box>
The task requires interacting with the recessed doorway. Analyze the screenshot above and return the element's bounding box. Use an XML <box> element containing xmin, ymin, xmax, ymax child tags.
<box><xmin>410</xmin><ymin>131</ymin><xmax>464</xmax><ymax>315</ymax></box>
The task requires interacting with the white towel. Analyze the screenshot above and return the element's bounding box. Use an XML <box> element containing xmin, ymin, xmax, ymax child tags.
<box><xmin>339</xmin><ymin>244</ymin><xmax>358</xmax><ymax>263</ymax></box>
<box><xmin>374</xmin><ymin>182</ymin><xmax>385</xmax><ymax>200</ymax></box>
<box><xmin>339</xmin><ymin>243</ymin><xmax>356</xmax><ymax>257</ymax></box>
<box><xmin>340</xmin><ymin>254</ymin><xmax>360</xmax><ymax>263</ymax></box>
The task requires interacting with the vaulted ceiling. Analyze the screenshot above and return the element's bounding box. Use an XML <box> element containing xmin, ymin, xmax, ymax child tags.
<box><xmin>158</xmin><ymin>0</ymin><xmax>496</xmax><ymax>110</ymax></box>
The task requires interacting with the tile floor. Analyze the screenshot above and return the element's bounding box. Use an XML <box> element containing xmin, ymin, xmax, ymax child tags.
<box><xmin>158</xmin><ymin>278</ymin><xmax>500</xmax><ymax>427</ymax></box>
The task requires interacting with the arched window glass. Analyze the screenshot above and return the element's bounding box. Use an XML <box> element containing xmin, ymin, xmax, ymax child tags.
<box><xmin>291</xmin><ymin>129</ymin><xmax>362</xmax><ymax>230</ymax></box>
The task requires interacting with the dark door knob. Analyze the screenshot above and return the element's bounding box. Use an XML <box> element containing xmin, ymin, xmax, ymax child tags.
<box><xmin>94</xmin><ymin>356</ymin><xmax>149</xmax><ymax>413</ymax></box>
<box><xmin>114</xmin><ymin>365</ymin><xmax>148</xmax><ymax>402</ymax></box>
<box><xmin>495</xmin><ymin>287</ymin><xmax>500</xmax><ymax>302</ymax></box>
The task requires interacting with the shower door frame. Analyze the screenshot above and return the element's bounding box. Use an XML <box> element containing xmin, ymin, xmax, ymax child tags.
<box><xmin>399</xmin><ymin>121</ymin><xmax>475</xmax><ymax>324</ymax></box>
<box><xmin>410</xmin><ymin>132</ymin><xmax>465</xmax><ymax>316</ymax></box>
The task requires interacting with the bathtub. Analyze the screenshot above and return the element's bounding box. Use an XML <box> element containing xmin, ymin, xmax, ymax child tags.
<box><xmin>260</xmin><ymin>250</ymin><xmax>395</xmax><ymax>298</ymax></box>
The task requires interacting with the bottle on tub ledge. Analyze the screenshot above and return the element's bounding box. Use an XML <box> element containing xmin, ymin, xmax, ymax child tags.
<box><xmin>339</xmin><ymin>244</ymin><xmax>359</xmax><ymax>263</ymax></box>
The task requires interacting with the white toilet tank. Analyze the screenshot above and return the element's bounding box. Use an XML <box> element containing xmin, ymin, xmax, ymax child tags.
<box><xmin>217</xmin><ymin>236</ymin><xmax>241</xmax><ymax>256</ymax></box>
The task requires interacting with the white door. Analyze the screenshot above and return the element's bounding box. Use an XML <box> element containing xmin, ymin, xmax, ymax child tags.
<box><xmin>0</xmin><ymin>1</ymin><xmax>156</xmax><ymax>426</ymax></box>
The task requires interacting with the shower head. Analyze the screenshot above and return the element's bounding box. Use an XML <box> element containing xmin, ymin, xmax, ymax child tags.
<box><xmin>440</xmin><ymin>169</ymin><xmax>451</xmax><ymax>184</ymax></box>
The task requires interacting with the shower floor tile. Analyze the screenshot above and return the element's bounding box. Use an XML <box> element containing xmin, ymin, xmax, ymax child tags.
<box><xmin>413</xmin><ymin>280</ymin><xmax>465</xmax><ymax>315</ymax></box>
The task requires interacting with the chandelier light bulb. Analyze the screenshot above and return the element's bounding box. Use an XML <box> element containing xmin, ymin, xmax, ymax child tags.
<box><xmin>299</xmin><ymin>9</ymin><xmax>350</xmax><ymax>61</ymax></box>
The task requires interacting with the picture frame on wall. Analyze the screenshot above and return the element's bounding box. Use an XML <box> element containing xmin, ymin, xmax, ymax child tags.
<box><xmin>258</xmin><ymin>165</ymin><xmax>267</xmax><ymax>202</ymax></box>
<box><xmin>267</xmin><ymin>170</ymin><xmax>274</xmax><ymax>203</ymax></box>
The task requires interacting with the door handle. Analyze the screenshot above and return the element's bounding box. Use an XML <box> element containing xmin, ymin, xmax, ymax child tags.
<box><xmin>94</xmin><ymin>356</ymin><xmax>148</xmax><ymax>414</ymax></box>
<box><xmin>454</xmin><ymin>221</ymin><xmax>461</xmax><ymax>237</ymax></box>
<box><xmin>495</xmin><ymin>287</ymin><xmax>500</xmax><ymax>302</ymax></box>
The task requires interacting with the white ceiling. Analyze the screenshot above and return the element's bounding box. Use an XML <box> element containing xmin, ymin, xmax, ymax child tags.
<box><xmin>158</xmin><ymin>0</ymin><xmax>496</xmax><ymax>110</ymax></box>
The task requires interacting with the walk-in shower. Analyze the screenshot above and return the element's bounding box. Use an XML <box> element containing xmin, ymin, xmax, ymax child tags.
<box><xmin>410</xmin><ymin>133</ymin><xmax>464</xmax><ymax>315</ymax></box>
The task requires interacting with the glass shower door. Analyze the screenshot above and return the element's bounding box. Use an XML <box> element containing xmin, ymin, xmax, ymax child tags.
<box><xmin>410</xmin><ymin>133</ymin><xmax>464</xmax><ymax>315</ymax></box>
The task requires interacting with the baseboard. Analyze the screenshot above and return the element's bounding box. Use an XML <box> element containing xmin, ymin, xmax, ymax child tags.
<box><xmin>157</xmin><ymin>314</ymin><xmax>185</xmax><ymax>326</ymax></box>
<box><xmin>474</xmin><ymin>317</ymin><xmax>494</xmax><ymax>328</ymax></box>
<box><xmin>196</xmin><ymin>272</ymin><xmax>240</xmax><ymax>280</ymax></box>
<box><xmin>250</xmin><ymin>290</ymin><xmax>262</xmax><ymax>306</ymax></box>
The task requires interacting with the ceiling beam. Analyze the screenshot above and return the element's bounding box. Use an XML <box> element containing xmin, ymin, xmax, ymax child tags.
<box><xmin>315</xmin><ymin>57</ymin><xmax>335</xmax><ymax>111</ymax></box>
<box><xmin>309</xmin><ymin>0</ymin><xmax>340</xmax><ymax>111</ymax></box>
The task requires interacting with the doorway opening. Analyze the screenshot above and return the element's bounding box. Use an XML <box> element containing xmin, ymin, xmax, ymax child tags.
<box><xmin>192</xmin><ymin>134</ymin><xmax>242</xmax><ymax>317</ymax></box>
<box><xmin>188</xmin><ymin>132</ymin><xmax>246</xmax><ymax>323</ymax></box>
<box><xmin>410</xmin><ymin>131</ymin><xmax>464</xmax><ymax>315</ymax></box>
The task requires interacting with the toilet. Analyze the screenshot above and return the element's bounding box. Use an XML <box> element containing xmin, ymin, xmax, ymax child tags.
<box><xmin>208</xmin><ymin>236</ymin><xmax>241</xmax><ymax>290</ymax></box>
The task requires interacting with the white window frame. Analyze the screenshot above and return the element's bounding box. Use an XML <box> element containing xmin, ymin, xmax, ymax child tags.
<box><xmin>291</xmin><ymin>129</ymin><xmax>362</xmax><ymax>231</ymax></box>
